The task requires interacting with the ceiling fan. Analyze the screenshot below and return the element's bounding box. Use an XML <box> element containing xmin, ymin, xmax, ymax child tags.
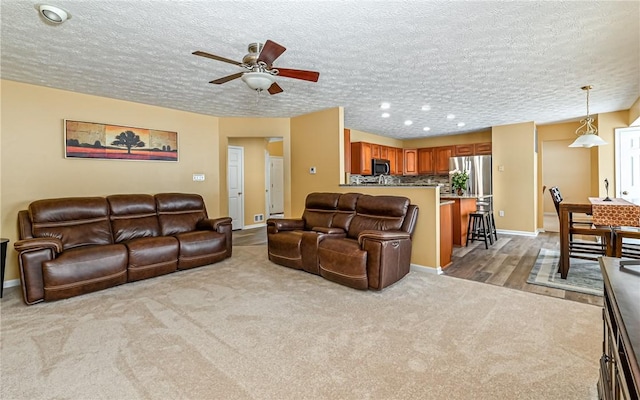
<box><xmin>193</xmin><ymin>40</ymin><xmax>320</xmax><ymax>95</ymax></box>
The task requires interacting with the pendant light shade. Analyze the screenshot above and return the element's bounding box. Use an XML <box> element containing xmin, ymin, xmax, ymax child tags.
<box><xmin>569</xmin><ymin>85</ymin><xmax>607</xmax><ymax>148</ymax></box>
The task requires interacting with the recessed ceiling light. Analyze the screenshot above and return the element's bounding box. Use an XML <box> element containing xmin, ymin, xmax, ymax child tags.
<box><xmin>423</xmin><ymin>127</ymin><xmax>431</xmax><ymax>131</ymax></box>
<box><xmin>457</xmin><ymin>122</ymin><xmax>466</xmax><ymax>127</ymax></box>
<box><xmin>381</xmin><ymin>112</ymin><xmax>390</xmax><ymax>118</ymax></box>
<box><xmin>380</xmin><ymin>102</ymin><xmax>391</xmax><ymax>109</ymax></box>
<box><xmin>404</xmin><ymin>120</ymin><xmax>413</xmax><ymax>126</ymax></box>
<box><xmin>39</xmin><ymin>5</ymin><xmax>69</xmax><ymax>23</ymax></box>
<box><xmin>421</xmin><ymin>105</ymin><xmax>431</xmax><ymax>111</ymax></box>
<box><xmin>446</xmin><ymin>114</ymin><xmax>456</xmax><ymax>120</ymax></box>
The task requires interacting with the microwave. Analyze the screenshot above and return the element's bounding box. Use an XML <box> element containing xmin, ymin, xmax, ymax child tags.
<box><xmin>372</xmin><ymin>159</ymin><xmax>391</xmax><ymax>175</ymax></box>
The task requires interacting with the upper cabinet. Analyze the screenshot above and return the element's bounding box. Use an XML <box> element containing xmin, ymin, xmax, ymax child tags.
<box><xmin>417</xmin><ymin>148</ymin><xmax>434</xmax><ymax>174</ymax></box>
<box><xmin>433</xmin><ymin>146</ymin><xmax>453</xmax><ymax>174</ymax></box>
<box><xmin>351</xmin><ymin>142</ymin><xmax>373</xmax><ymax>175</ymax></box>
<box><xmin>403</xmin><ymin>149</ymin><xmax>418</xmax><ymax>175</ymax></box>
<box><xmin>455</xmin><ymin>142</ymin><xmax>492</xmax><ymax>156</ymax></box>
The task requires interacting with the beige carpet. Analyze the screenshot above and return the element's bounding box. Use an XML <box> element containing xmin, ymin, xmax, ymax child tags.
<box><xmin>1</xmin><ymin>245</ymin><xmax>601</xmax><ymax>399</ymax></box>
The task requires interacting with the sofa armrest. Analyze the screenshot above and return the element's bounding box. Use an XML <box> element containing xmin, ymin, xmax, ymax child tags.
<box><xmin>14</xmin><ymin>237</ymin><xmax>63</xmax><ymax>254</ymax></box>
<box><xmin>357</xmin><ymin>230</ymin><xmax>411</xmax><ymax>246</ymax></box>
<box><xmin>267</xmin><ymin>219</ymin><xmax>304</xmax><ymax>234</ymax></box>
<box><xmin>313</xmin><ymin>227</ymin><xmax>345</xmax><ymax>235</ymax></box>
<box><xmin>197</xmin><ymin>217</ymin><xmax>232</xmax><ymax>232</ymax></box>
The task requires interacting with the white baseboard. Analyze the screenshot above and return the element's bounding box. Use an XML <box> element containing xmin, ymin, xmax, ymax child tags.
<box><xmin>3</xmin><ymin>279</ymin><xmax>20</xmax><ymax>289</ymax></box>
<box><xmin>496</xmin><ymin>229</ymin><xmax>538</xmax><ymax>237</ymax></box>
<box><xmin>242</xmin><ymin>223</ymin><xmax>267</xmax><ymax>230</ymax></box>
<box><xmin>410</xmin><ymin>264</ymin><xmax>440</xmax><ymax>274</ymax></box>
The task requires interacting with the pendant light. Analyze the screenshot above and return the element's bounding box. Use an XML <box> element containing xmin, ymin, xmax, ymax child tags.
<box><xmin>569</xmin><ymin>85</ymin><xmax>607</xmax><ymax>148</ymax></box>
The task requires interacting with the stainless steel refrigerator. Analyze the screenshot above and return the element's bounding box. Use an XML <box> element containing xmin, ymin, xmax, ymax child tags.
<box><xmin>449</xmin><ymin>155</ymin><xmax>493</xmax><ymax>210</ymax></box>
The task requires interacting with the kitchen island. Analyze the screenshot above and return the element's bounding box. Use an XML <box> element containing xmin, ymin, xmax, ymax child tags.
<box><xmin>440</xmin><ymin>195</ymin><xmax>485</xmax><ymax>246</ymax></box>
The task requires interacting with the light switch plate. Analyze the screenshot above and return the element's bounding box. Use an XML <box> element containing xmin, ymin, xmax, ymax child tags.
<box><xmin>193</xmin><ymin>174</ymin><xmax>205</xmax><ymax>181</ymax></box>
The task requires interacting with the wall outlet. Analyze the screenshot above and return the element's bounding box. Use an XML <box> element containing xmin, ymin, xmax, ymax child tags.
<box><xmin>192</xmin><ymin>173</ymin><xmax>205</xmax><ymax>182</ymax></box>
<box><xmin>254</xmin><ymin>214</ymin><xmax>264</xmax><ymax>222</ymax></box>
<box><xmin>499</xmin><ymin>210</ymin><xmax>505</xmax><ymax>217</ymax></box>
<box><xmin>309</xmin><ymin>166</ymin><xmax>316</xmax><ymax>174</ymax></box>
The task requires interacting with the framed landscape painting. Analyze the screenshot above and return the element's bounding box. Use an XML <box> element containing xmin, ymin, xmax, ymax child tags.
<box><xmin>64</xmin><ymin>120</ymin><xmax>178</xmax><ymax>161</ymax></box>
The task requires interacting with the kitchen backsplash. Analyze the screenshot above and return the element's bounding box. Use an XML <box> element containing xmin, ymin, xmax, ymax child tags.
<box><xmin>349</xmin><ymin>174</ymin><xmax>451</xmax><ymax>192</ymax></box>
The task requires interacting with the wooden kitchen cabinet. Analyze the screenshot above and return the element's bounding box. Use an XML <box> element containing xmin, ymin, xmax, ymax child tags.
<box><xmin>351</xmin><ymin>142</ymin><xmax>372</xmax><ymax>175</ymax></box>
<box><xmin>454</xmin><ymin>144</ymin><xmax>474</xmax><ymax>156</ymax></box>
<box><xmin>371</xmin><ymin>144</ymin><xmax>381</xmax><ymax>159</ymax></box>
<box><xmin>474</xmin><ymin>142</ymin><xmax>492</xmax><ymax>155</ymax></box>
<box><xmin>445</xmin><ymin>197</ymin><xmax>478</xmax><ymax>246</ymax></box>
<box><xmin>434</xmin><ymin>146</ymin><xmax>453</xmax><ymax>174</ymax></box>
<box><xmin>417</xmin><ymin>148</ymin><xmax>434</xmax><ymax>174</ymax></box>
<box><xmin>379</xmin><ymin>146</ymin><xmax>388</xmax><ymax>160</ymax></box>
<box><xmin>403</xmin><ymin>149</ymin><xmax>418</xmax><ymax>175</ymax></box>
<box><xmin>387</xmin><ymin>147</ymin><xmax>397</xmax><ymax>175</ymax></box>
<box><xmin>440</xmin><ymin>201</ymin><xmax>453</xmax><ymax>268</ymax></box>
<box><xmin>395</xmin><ymin>148</ymin><xmax>404</xmax><ymax>175</ymax></box>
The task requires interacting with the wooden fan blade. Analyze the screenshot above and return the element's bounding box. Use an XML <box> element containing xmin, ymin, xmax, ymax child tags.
<box><xmin>268</xmin><ymin>82</ymin><xmax>283</xmax><ymax>95</ymax></box>
<box><xmin>258</xmin><ymin>40</ymin><xmax>286</xmax><ymax>66</ymax></box>
<box><xmin>193</xmin><ymin>51</ymin><xmax>242</xmax><ymax>66</ymax></box>
<box><xmin>275</xmin><ymin>68</ymin><xmax>320</xmax><ymax>82</ymax></box>
<box><xmin>209</xmin><ymin>72</ymin><xmax>244</xmax><ymax>84</ymax></box>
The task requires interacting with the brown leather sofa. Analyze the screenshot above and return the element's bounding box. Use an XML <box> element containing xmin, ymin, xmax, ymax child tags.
<box><xmin>267</xmin><ymin>192</ymin><xmax>418</xmax><ymax>290</ymax></box>
<box><xmin>14</xmin><ymin>193</ymin><xmax>232</xmax><ymax>305</ymax></box>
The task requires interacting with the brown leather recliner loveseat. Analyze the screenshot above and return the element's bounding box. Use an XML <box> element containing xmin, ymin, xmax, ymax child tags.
<box><xmin>267</xmin><ymin>192</ymin><xmax>418</xmax><ymax>290</ymax></box>
<box><xmin>14</xmin><ymin>193</ymin><xmax>232</xmax><ymax>305</ymax></box>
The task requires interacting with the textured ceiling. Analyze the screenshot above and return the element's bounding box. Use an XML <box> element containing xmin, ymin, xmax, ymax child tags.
<box><xmin>1</xmin><ymin>1</ymin><xmax>639</xmax><ymax>139</ymax></box>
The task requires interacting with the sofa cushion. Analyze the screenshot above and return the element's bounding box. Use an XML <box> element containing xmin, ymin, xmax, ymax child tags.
<box><xmin>107</xmin><ymin>194</ymin><xmax>160</xmax><ymax>242</ymax></box>
<box><xmin>318</xmin><ymin>238</ymin><xmax>368</xmax><ymax>290</ymax></box>
<box><xmin>302</xmin><ymin>192</ymin><xmax>340</xmax><ymax>230</ymax></box>
<box><xmin>347</xmin><ymin>195</ymin><xmax>409</xmax><ymax>239</ymax></box>
<box><xmin>332</xmin><ymin>193</ymin><xmax>360</xmax><ymax>231</ymax></box>
<box><xmin>156</xmin><ymin>193</ymin><xmax>208</xmax><ymax>236</ymax></box>
<box><xmin>175</xmin><ymin>230</ymin><xmax>227</xmax><ymax>269</ymax></box>
<box><xmin>42</xmin><ymin>244</ymin><xmax>128</xmax><ymax>301</ymax></box>
<box><xmin>29</xmin><ymin>197</ymin><xmax>113</xmax><ymax>250</ymax></box>
<box><xmin>125</xmin><ymin>236</ymin><xmax>179</xmax><ymax>281</ymax></box>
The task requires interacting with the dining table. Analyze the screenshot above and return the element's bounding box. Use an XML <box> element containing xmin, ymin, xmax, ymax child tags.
<box><xmin>558</xmin><ymin>197</ymin><xmax>640</xmax><ymax>279</ymax></box>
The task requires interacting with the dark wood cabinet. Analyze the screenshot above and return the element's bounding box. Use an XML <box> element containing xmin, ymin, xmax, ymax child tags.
<box><xmin>351</xmin><ymin>142</ymin><xmax>372</xmax><ymax>175</ymax></box>
<box><xmin>474</xmin><ymin>142</ymin><xmax>492</xmax><ymax>155</ymax></box>
<box><xmin>598</xmin><ymin>257</ymin><xmax>640</xmax><ymax>400</ymax></box>
<box><xmin>403</xmin><ymin>149</ymin><xmax>418</xmax><ymax>175</ymax></box>
<box><xmin>434</xmin><ymin>146</ymin><xmax>453</xmax><ymax>174</ymax></box>
<box><xmin>417</xmin><ymin>148</ymin><xmax>434</xmax><ymax>174</ymax></box>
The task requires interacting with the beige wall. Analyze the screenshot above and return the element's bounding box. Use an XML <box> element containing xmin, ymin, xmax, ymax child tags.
<box><xmin>228</xmin><ymin>137</ymin><xmax>270</xmax><ymax>226</ymax></box>
<box><xmin>218</xmin><ymin>117</ymin><xmax>291</xmax><ymax>217</ymax></box>
<box><xmin>629</xmin><ymin>96</ymin><xmax>640</xmax><ymax>126</ymax></box>
<box><xmin>596</xmin><ymin>110</ymin><xmax>628</xmax><ymax>197</ymax></box>
<box><xmin>492</xmin><ymin>122</ymin><xmax>537</xmax><ymax>234</ymax></box>
<box><xmin>267</xmin><ymin>140</ymin><xmax>283</xmax><ymax>156</ymax></box>
<box><xmin>403</xmin><ymin>130</ymin><xmax>492</xmax><ymax>148</ymax></box>
<box><xmin>349</xmin><ymin>129</ymin><xmax>404</xmax><ymax>148</ymax></box>
<box><xmin>1</xmin><ymin>80</ymin><xmax>221</xmax><ymax>282</ymax></box>
<box><xmin>540</xmin><ymin>139</ymin><xmax>590</xmax><ymax>214</ymax></box>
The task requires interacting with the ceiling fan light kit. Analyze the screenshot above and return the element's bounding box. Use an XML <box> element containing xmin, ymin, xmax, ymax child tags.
<box><xmin>39</xmin><ymin>5</ymin><xmax>69</xmax><ymax>23</ymax></box>
<box><xmin>193</xmin><ymin>39</ymin><xmax>319</xmax><ymax>95</ymax></box>
<box><xmin>242</xmin><ymin>72</ymin><xmax>275</xmax><ymax>91</ymax></box>
<box><xmin>569</xmin><ymin>85</ymin><xmax>607</xmax><ymax>148</ymax></box>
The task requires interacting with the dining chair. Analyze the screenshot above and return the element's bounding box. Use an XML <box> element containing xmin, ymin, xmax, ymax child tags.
<box><xmin>548</xmin><ymin>186</ymin><xmax>611</xmax><ymax>261</ymax></box>
<box><xmin>613</xmin><ymin>227</ymin><xmax>640</xmax><ymax>258</ymax></box>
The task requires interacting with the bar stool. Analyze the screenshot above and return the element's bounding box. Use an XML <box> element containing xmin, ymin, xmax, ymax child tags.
<box><xmin>476</xmin><ymin>200</ymin><xmax>498</xmax><ymax>244</ymax></box>
<box><xmin>466</xmin><ymin>211</ymin><xmax>491</xmax><ymax>249</ymax></box>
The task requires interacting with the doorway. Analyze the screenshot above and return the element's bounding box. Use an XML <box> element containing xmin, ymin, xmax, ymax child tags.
<box><xmin>615</xmin><ymin>126</ymin><xmax>640</xmax><ymax>204</ymax></box>
<box><xmin>228</xmin><ymin>146</ymin><xmax>244</xmax><ymax>230</ymax></box>
<box><xmin>269</xmin><ymin>156</ymin><xmax>284</xmax><ymax>216</ymax></box>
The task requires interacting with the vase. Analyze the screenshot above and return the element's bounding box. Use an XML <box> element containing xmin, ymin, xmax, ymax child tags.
<box><xmin>456</xmin><ymin>188</ymin><xmax>463</xmax><ymax>196</ymax></box>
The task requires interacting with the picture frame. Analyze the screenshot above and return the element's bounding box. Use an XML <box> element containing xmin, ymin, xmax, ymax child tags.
<box><xmin>64</xmin><ymin>120</ymin><xmax>178</xmax><ymax>162</ymax></box>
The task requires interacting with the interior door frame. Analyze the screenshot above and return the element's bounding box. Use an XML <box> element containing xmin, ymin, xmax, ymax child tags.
<box><xmin>615</xmin><ymin>126</ymin><xmax>640</xmax><ymax>201</ymax></box>
<box><xmin>227</xmin><ymin>145</ymin><xmax>244</xmax><ymax>230</ymax></box>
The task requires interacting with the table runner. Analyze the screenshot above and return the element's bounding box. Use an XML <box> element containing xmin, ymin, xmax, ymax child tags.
<box><xmin>589</xmin><ymin>197</ymin><xmax>640</xmax><ymax>227</ymax></box>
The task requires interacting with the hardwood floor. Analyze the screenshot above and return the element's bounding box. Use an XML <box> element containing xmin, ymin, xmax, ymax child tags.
<box><xmin>232</xmin><ymin>227</ymin><xmax>602</xmax><ymax>306</ymax></box>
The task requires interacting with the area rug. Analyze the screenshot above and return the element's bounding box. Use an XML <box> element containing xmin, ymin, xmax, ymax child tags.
<box><xmin>527</xmin><ymin>247</ymin><xmax>603</xmax><ymax>296</ymax></box>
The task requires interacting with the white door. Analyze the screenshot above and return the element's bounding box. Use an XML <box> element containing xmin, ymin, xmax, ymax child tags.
<box><xmin>228</xmin><ymin>146</ymin><xmax>244</xmax><ymax>230</ymax></box>
<box><xmin>269</xmin><ymin>156</ymin><xmax>284</xmax><ymax>215</ymax></box>
<box><xmin>615</xmin><ymin>127</ymin><xmax>640</xmax><ymax>204</ymax></box>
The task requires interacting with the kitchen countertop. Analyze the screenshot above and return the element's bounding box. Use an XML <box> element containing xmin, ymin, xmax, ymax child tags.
<box><xmin>339</xmin><ymin>183</ymin><xmax>442</xmax><ymax>187</ymax></box>
<box><xmin>441</xmin><ymin>194</ymin><xmax>493</xmax><ymax>199</ymax></box>
<box><xmin>440</xmin><ymin>200</ymin><xmax>454</xmax><ymax>206</ymax></box>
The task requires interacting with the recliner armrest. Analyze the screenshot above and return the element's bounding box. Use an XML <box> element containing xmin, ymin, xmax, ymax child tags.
<box><xmin>14</xmin><ymin>237</ymin><xmax>63</xmax><ymax>254</ymax></box>
<box><xmin>267</xmin><ymin>219</ymin><xmax>304</xmax><ymax>233</ymax></box>
<box><xmin>197</xmin><ymin>217</ymin><xmax>232</xmax><ymax>232</ymax></box>
<box><xmin>358</xmin><ymin>230</ymin><xmax>411</xmax><ymax>246</ymax></box>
